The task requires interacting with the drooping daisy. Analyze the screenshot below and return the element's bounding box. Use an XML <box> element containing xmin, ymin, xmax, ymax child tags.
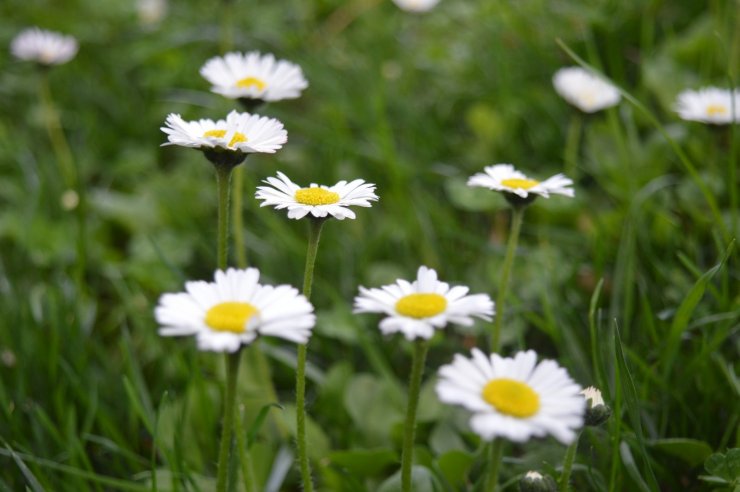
<box><xmin>200</xmin><ymin>51</ymin><xmax>308</xmax><ymax>103</ymax></box>
<box><xmin>553</xmin><ymin>67</ymin><xmax>621</xmax><ymax>113</ymax></box>
<box><xmin>392</xmin><ymin>0</ymin><xmax>441</xmax><ymax>12</ymax></box>
<box><xmin>155</xmin><ymin>268</ymin><xmax>315</xmax><ymax>352</ymax></box>
<box><xmin>255</xmin><ymin>172</ymin><xmax>378</xmax><ymax>220</ymax></box>
<box><xmin>467</xmin><ymin>164</ymin><xmax>574</xmax><ymax>203</ymax></box>
<box><xmin>436</xmin><ymin>349</ymin><xmax>585</xmax><ymax>444</ymax></box>
<box><xmin>674</xmin><ymin>87</ymin><xmax>740</xmax><ymax>125</ymax></box>
<box><xmin>11</xmin><ymin>27</ymin><xmax>78</xmax><ymax>66</ymax></box>
<box><xmin>354</xmin><ymin>266</ymin><xmax>494</xmax><ymax>340</ymax></box>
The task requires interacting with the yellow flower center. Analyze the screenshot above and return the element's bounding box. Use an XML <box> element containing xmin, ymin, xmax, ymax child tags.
<box><xmin>482</xmin><ymin>378</ymin><xmax>540</xmax><ymax>418</ymax></box>
<box><xmin>706</xmin><ymin>104</ymin><xmax>728</xmax><ymax>117</ymax></box>
<box><xmin>202</xmin><ymin>129</ymin><xmax>248</xmax><ymax>148</ymax></box>
<box><xmin>204</xmin><ymin>302</ymin><xmax>258</xmax><ymax>333</ymax></box>
<box><xmin>395</xmin><ymin>293</ymin><xmax>447</xmax><ymax>318</ymax></box>
<box><xmin>501</xmin><ymin>178</ymin><xmax>539</xmax><ymax>190</ymax></box>
<box><xmin>236</xmin><ymin>77</ymin><xmax>267</xmax><ymax>91</ymax></box>
<box><xmin>294</xmin><ymin>188</ymin><xmax>340</xmax><ymax>206</ymax></box>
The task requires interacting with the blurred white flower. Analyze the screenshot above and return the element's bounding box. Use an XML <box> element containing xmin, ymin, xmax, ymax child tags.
<box><xmin>392</xmin><ymin>0</ymin><xmax>440</xmax><ymax>12</ymax></box>
<box><xmin>553</xmin><ymin>67</ymin><xmax>621</xmax><ymax>113</ymax></box>
<box><xmin>256</xmin><ymin>172</ymin><xmax>378</xmax><ymax>220</ymax></box>
<box><xmin>11</xmin><ymin>27</ymin><xmax>78</xmax><ymax>66</ymax></box>
<box><xmin>675</xmin><ymin>87</ymin><xmax>740</xmax><ymax>125</ymax></box>
<box><xmin>467</xmin><ymin>164</ymin><xmax>574</xmax><ymax>199</ymax></box>
<box><xmin>137</xmin><ymin>0</ymin><xmax>167</xmax><ymax>26</ymax></box>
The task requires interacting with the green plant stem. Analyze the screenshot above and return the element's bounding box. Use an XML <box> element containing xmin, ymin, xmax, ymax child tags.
<box><xmin>216</xmin><ymin>351</ymin><xmax>241</xmax><ymax>492</ymax></box>
<box><xmin>491</xmin><ymin>206</ymin><xmax>525</xmax><ymax>353</ymax></box>
<box><xmin>232</xmin><ymin>166</ymin><xmax>248</xmax><ymax>268</ymax></box>
<box><xmin>483</xmin><ymin>439</ymin><xmax>505</xmax><ymax>492</ymax></box>
<box><xmin>564</xmin><ymin>112</ymin><xmax>583</xmax><ymax>178</ymax></box>
<box><xmin>235</xmin><ymin>406</ymin><xmax>257</xmax><ymax>492</ymax></box>
<box><xmin>401</xmin><ymin>339</ymin><xmax>429</xmax><ymax>492</ymax></box>
<box><xmin>559</xmin><ymin>431</ymin><xmax>581</xmax><ymax>492</ymax></box>
<box><xmin>296</xmin><ymin>218</ymin><xmax>326</xmax><ymax>492</ymax></box>
<box><xmin>215</xmin><ymin>166</ymin><xmax>233</xmax><ymax>270</ymax></box>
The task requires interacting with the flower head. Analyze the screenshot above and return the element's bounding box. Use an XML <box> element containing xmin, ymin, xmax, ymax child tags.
<box><xmin>674</xmin><ymin>87</ymin><xmax>740</xmax><ymax>125</ymax></box>
<box><xmin>354</xmin><ymin>266</ymin><xmax>494</xmax><ymax>340</ymax></box>
<box><xmin>392</xmin><ymin>0</ymin><xmax>441</xmax><ymax>12</ymax></box>
<box><xmin>553</xmin><ymin>67</ymin><xmax>621</xmax><ymax>113</ymax></box>
<box><xmin>467</xmin><ymin>164</ymin><xmax>574</xmax><ymax>206</ymax></box>
<box><xmin>256</xmin><ymin>172</ymin><xmax>378</xmax><ymax>220</ymax></box>
<box><xmin>436</xmin><ymin>349</ymin><xmax>585</xmax><ymax>444</ymax></box>
<box><xmin>581</xmin><ymin>386</ymin><xmax>611</xmax><ymax>426</ymax></box>
<box><xmin>11</xmin><ymin>27</ymin><xmax>78</xmax><ymax>66</ymax></box>
<box><xmin>200</xmin><ymin>51</ymin><xmax>308</xmax><ymax>103</ymax></box>
<box><xmin>155</xmin><ymin>268</ymin><xmax>315</xmax><ymax>352</ymax></box>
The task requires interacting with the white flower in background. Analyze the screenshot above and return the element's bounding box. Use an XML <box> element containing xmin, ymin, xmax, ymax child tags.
<box><xmin>674</xmin><ymin>87</ymin><xmax>740</xmax><ymax>125</ymax></box>
<box><xmin>11</xmin><ymin>27</ymin><xmax>78</xmax><ymax>66</ymax></box>
<box><xmin>467</xmin><ymin>164</ymin><xmax>574</xmax><ymax>199</ymax></box>
<box><xmin>200</xmin><ymin>51</ymin><xmax>308</xmax><ymax>102</ymax></box>
<box><xmin>137</xmin><ymin>0</ymin><xmax>167</xmax><ymax>26</ymax></box>
<box><xmin>155</xmin><ymin>268</ymin><xmax>315</xmax><ymax>352</ymax></box>
<box><xmin>354</xmin><ymin>266</ymin><xmax>494</xmax><ymax>340</ymax></box>
<box><xmin>553</xmin><ymin>67</ymin><xmax>621</xmax><ymax>113</ymax></box>
<box><xmin>436</xmin><ymin>349</ymin><xmax>585</xmax><ymax>444</ymax></box>
<box><xmin>256</xmin><ymin>172</ymin><xmax>378</xmax><ymax>220</ymax></box>
<box><xmin>161</xmin><ymin>110</ymin><xmax>287</xmax><ymax>154</ymax></box>
<box><xmin>392</xmin><ymin>0</ymin><xmax>440</xmax><ymax>13</ymax></box>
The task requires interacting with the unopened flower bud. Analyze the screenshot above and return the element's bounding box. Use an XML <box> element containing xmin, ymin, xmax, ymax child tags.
<box><xmin>581</xmin><ymin>386</ymin><xmax>611</xmax><ymax>426</ymax></box>
<box><xmin>519</xmin><ymin>470</ymin><xmax>557</xmax><ymax>492</ymax></box>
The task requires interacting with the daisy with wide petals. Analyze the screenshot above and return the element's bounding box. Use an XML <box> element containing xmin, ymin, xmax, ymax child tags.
<box><xmin>467</xmin><ymin>164</ymin><xmax>574</xmax><ymax>199</ymax></box>
<box><xmin>354</xmin><ymin>266</ymin><xmax>494</xmax><ymax>340</ymax></box>
<box><xmin>200</xmin><ymin>51</ymin><xmax>308</xmax><ymax>102</ymax></box>
<box><xmin>436</xmin><ymin>349</ymin><xmax>585</xmax><ymax>444</ymax></box>
<box><xmin>155</xmin><ymin>268</ymin><xmax>315</xmax><ymax>352</ymax></box>
<box><xmin>256</xmin><ymin>172</ymin><xmax>378</xmax><ymax>220</ymax></box>
<box><xmin>553</xmin><ymin>67</ymin><xmax>621</xmax><ymax>113</ymax></box>
<box><xmin>392</xmin><ymin>0</ymin><xmax>441</xmax><ymax>12</ymax></box>
<box><xmin>11</xmin><ymin>27</ymin><xmax>78</xmax><ymax>66</ymax></box>
<box><xmin>674</xmin><ymin>87</ymin><xmax>740</xmax><ymax>125</ymax></box>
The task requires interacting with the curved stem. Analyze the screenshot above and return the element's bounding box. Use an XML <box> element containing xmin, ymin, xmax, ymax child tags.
<box><xmin>558</xmin><ymin>431</ymin><xmax>581</xmax><ymax>492</ymax></box>
<box><xmin>483</xmin><ymin>439</ymin><xmax>505</xmax><ymax>492</ymax></box>
<box><xmin>216</xmin><ymin>351</ymin><xmax>241</xmax><ymax>492</ymax></box>
<box><xmin>401</xmin><ymin>339</ymin><xmax>429</xmax><ymax>492</ymax></box>
<box><xmin>215</xmin><ymin>167</ymin><xmax>233</xmax><ymax>270</ymax></box>
<box><xmin>491</xmin><ymin>206</ymin><xmax>525</xmax><ymax>353</ymax></box>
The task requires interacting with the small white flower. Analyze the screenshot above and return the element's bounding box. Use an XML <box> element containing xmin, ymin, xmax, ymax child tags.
<box><xmin>553</xmin><ymin>67</ymin><xmax>621</xmax><ymax>113</ymax></box>
<box><xmin>256</xmin><ymin>172</ymin><xmax>378</xmax><ymax>220</ymax></box>
<box><xmin>11</xmin><ymin>27</ymin><xmax>78</xmax><ymax>66</ymax></box>
<box><xmin>354</xmin><ymin>266</ymin><xmax>494</xmax><ymax>340</ymax></box>
<box><xmin>581</xmin><ymin>386</ymin><xmax>605</xmax><ymax>408</ymax></box>
<box><xmin>200</xmin><ymin>51</ymin><xmax>308</xmax><ymax>102</ymax></box>
<box><xmin>161</xmin><ymin>110</ymin><xmax>287</xmax><ymax>154</ymax></box>
<box><xmin>137</xmin><ymin>0</ymin><xmax>167</xmax><ymax>26</ymax></box>
<box><xmin>436</xmin><ymin>349</ymin><xmax>585</xmax><ymax>444</ymax></box>
<box><xmin>467</xmin><ymin>164</ymin><xmax>574</xmax><ymax>199</ymax></box>
<box><xmin>155</xmin><ymin>268</ymin><xmax>315</xmax><ymax>352</ymax></box>
<box><xmin>392</xmin><ymin>0</ymin><xmax>440</xmax><ymax>12</ymax></box>
<box><xmin>674</xmin><ymin>87</ymin><xmax>740</xmax><ymax>125</ymax></box>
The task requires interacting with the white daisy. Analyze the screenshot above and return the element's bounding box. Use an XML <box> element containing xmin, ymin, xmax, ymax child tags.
<box><xmin>255</xmin><ymin>172</ymin><xmax>378</xmax><ymax>220</ymax></box>
<box><xmin>200</xmin><ymin>51</ymin><xmax>308</xmax><ymax>102</ymax></box>
<box><xmin>674</xmin><ymin>87</ymin><xmax>740</xmax><ymax>125</ymax></box>
<box><xmin>353</xmin><ymin>266</ymin><xmax>494</xmax><ymax>340</ymax></box>
<box><xmin>155</xmin><ymin>268</ymin><xmax>315</xmax><ymax>352</ymax></box>
<box><xmin>553</xmin><ymin>67</ymin><xmax>621</xmax><ymax>113</ymax></box>
<box><xmin>467</xmin><ymin>164</ymin><xmax>574</xmax><ymax>199</ymax></box>
<box><xmin>11</xmin><ymin>27</ymin><xmax>78</xmax><ymax>66</ymax></box>
<box><xmin>436</xmin><ymin>349</ymin><xmax>585</xmax><ymax>444</ymax></box>
<box><xmin>392</xmin><ymin>0</ymin><xmax>441</xmax><ymax>12</ymax></box>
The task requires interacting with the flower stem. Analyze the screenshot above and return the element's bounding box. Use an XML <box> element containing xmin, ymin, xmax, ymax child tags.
<box><xmin>234</xmin><ymin>405</ymin><xmax>257</xmax><ymax>492</ymax></box>
<box><xmin>232</xmin><ymin>165</ymin><xmax>248</xmax><ymax>268</ymax></box>
<box><xmin>563</xmin><ymin>112</ymin><xmax>583</xmax><ymax>178</ymax></box>
<box><xmin>215</xmin><ymin>166</ymin><xmax>233</xmax><ymax>270</ymax></box>
<box><xmin>296</xmin><ymin>217</ymin><xmax>326</xmax><ymax>492</ymax></box>
<box><xmin>483</xmin><ymin>439</ymin><xmax>505</xmax><ymax>492</ymax></box>
<box><xmin>558</xmin><ymin>431</ymin><xmax>581</xmax><ymax>492</ymax></box>
<box><xmin>216</xmin><ymin>351</ymin><xmax>241</xmax><ymax>492</ymax></box>
<box><xmin>401</xmin><ymin>338</ymin><xmax>429</xmax><ymax>492</ymax></box>
<box><xmin>491</xmin><ymin>206</ymin><xmax>525</xmax><ymax>353</ymax></box>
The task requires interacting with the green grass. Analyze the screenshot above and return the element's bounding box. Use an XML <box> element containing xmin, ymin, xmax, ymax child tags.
<box><xmin>1</xmin><ymin>0</ymin><xmax>738</xmax><ymax>490</ymax></box>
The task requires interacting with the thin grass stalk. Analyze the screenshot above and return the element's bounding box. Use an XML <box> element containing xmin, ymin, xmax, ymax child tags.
<box><xmin>400</xmin><ymin>338</ymin><xmax>429</xmax><ymax>492</ymax></box>
<box><xmin>491</xmin><ymin>206</ymin><xmax>525</xmax><ymax>353</ymax></box>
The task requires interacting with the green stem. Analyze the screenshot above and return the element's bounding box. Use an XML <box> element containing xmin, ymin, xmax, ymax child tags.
<box><xmin>215</xmin><ymin>166</ymin><xmax>233</xmax><ymax>270</ymax></box>
<box><xmin>564</xmin><ymin>112</ymin><xmax>583</xmax><ymax>178</ymax></box>
<box><xmin>235</xmin><ymin>405</ymin><xmax>257</xmax><ymax>492</ymax></box>
<box><xmin>232</xmin><ymin>166</ymin><xmax>248</xmax><ymax>268</ymax></box>
<box><xmin>216</xmin><ymin>351</ymin><xmax>241</xmax><ymax>492</ymax></box>
<box><xmin>296</xmin><ymin>218</ymin><xmax>326</xmax><ymax>492</ymax></box>
<box><xmin>558</xmin><ymin>431</ymin><xmax>581</xmax><ymax>492</ymax></box>
<box><xmin>491</xmin><ymin>206</ymin><xmax>525</xmax><ymax>353</ymax></box>
<box><xmin>483</xmin><ymin>439</ymin><xmax>505</xmax><ymax>492</ymax></box>
<box><xmin>401</xmin><ymin>339</ymin><xmax>429</xmax><ymax>492</ymax></box>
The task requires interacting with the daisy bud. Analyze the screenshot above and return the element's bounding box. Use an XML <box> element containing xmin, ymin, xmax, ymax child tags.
<box><xmin>581</xmin><ymin>386</ymin><xmax>611</xmax><ymax>426</ymax></box>
<box><xmin>519</xmin><ymin>471</ymin><xmax>557</xmax><ymax>492</ymax></box>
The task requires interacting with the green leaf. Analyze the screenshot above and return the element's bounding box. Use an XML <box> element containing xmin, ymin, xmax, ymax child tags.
<box><xmin>436</xmin><ymin>450</ymin><xmax>475</xmax><ymax>487</ymax></box>
<box><xmin>619</xmin><ymin>442</ymin><xmax>652</xmax><ymax>492</ymax></box>
<box><xmin>329</xmin><ymin>448</ymin><xmax>398</xmax><ymax>477</ymax></box>
<box><xmin>650</xmin><ymin>438</ymin><xmax>712</xmax><ymax>467</ymax></box>
<box><xmin>343</xmin><ymin>374</ymin><xmax>405</xmax><ymax>445</ymax></box>
<box><xmin>247</xmin><ymin>403</ymin><xmax>284</xmax><ymax>449</ymax></box>
<box><xmin>377</xmin><ymin>465</ymin><xmax>443</xmax><ymax>492</ymax></box>
<box><xmin>705</xmin><ymin>449</ymin><xmax>740</xmax><ymax>482</ymax></box>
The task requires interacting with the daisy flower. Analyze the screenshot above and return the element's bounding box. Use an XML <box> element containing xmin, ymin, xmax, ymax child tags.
<box><xmin>354</xmin><ymin>266</ymin><xmax>494</xmax><ymax>340</ymax></box>
<box><xmin>674</xmin><ymin>87</ymin><xmax>740</xmax><ymax>125</ymax></box>
<box><xmin>467</xmin><ymin>164</ymin><xmax>574</xmax><ymax>203</ymax></box>
<box><xmin>155</xmin><ymin>268</ymin><xmax>315</xmax><ymax>352</ymax></box>
<box><xmin>255</xmin><ymin>172</ymin><xmax>378</xmax><ymax>220</ymax></box>
<box><xmin>11</xmin><ymin>27</ymin><xmax>78</xmax><ymax>66</ymax></box>
<box><xmin>553</xmin><ymin>67</ymin><xmax>621</xmax><ymax>113</ymax></box>
<box><xmin>436</xmin><ymin>349</ymin><xmax>585</xmax><ymax>444</ymax></box>
<box><xmin>392</xmin><ymin>0</ymin><xmax>441</xmax><ymax>12</ymax></box>
<box><xmin>200</xmin><ymin>51</ymin><xmax>308</xmax><ymax>103</ymax></box>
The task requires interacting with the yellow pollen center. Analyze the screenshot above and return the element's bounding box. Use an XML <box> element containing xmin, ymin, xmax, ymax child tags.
<box><xmin>395</xmin><ymin>293</ymin><xmax>447</xmax><ymax>319</ymax></box>
<box><xmin>204</xmin><ymin>302</ymin><xmax>258</xmax><ymax>333</ymax></box>
<box><xmin>202</xmin><ymin>129</ymin><xmax>248</xmax><ymax>147</ymax></box>
<box><xmin>482</xmin><ymin>378</ymin><xmax>540</xmax><ymax>418</ymax></box>
<box><xmin>706</xmin><ymin>104</ymin><xmax>728</xmax><ymax>117</ymax></box>
<box><xmin>294</xmin><ymin>188</ymin><xmax>340</xmax><ymax>206</ymax></box>
<box><xmin>501</xmin><ymin>178</ymin><xmax>539</xmax><ymax>190</ymax></box>
<box><xmin>236</xmin><ymin>77</ymin><xmax>267</xmax><ymax>91</ymax></box>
